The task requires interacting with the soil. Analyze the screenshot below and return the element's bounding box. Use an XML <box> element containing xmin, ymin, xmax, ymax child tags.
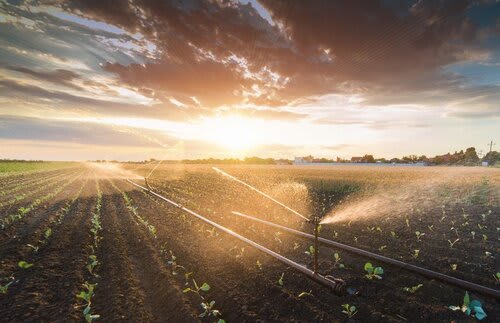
<box><xmin>0</xmin><ymin>164</ymin><xmax>498</xmax><ymax>322</ymax></box>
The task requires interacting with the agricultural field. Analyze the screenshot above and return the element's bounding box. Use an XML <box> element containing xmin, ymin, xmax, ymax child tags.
<box><xmin>0</xmin><ymin>162</ymin><xmax>498</xmax><ymax>322</ymax></box>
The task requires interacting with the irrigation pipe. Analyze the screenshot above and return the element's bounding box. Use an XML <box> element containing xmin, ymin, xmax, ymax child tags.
<box><xmin>231</xmin><ymin>211</ymin><xmax>500</xmax><ymax>300</ymax></box>
<box><xmin>212</xmin><ymin>167</ymin><xmax>309</xmax><ymax>221</ymax></box>
<box><xmin>125</xmin><ymin>179</ymin><xmax>346</xmax><ymax>296</ymax></box>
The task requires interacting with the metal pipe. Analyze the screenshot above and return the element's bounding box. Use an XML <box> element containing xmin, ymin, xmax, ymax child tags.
<box><xmin>231</xmin><ymin>211</ymin><xmax>500</xmax><ymax>300</ymax></box>
<box><xmin>125</xmin><ymin>179</ymin><xmax>346</xmax><ymax>296</ymax></box>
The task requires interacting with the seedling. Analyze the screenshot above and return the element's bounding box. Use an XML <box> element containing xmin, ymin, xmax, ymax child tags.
<box><xmin>412</xmin><ymin>249</ymin><xmax>420</xmax><ymax>259</ymax></box>
<box><xmin>76</xmin><ymin>282</ymin><xmax>96</xmax><ymax>304</ymax></box>
<box><xmin>199</xmin><ymin>300</ymin><xmax>221</xmax><ymax>318</ymax></box>
<box><xmin>333</xmin><ymin>253</ymin><xmax>345</xmax><ymax>268</ymax></box>
<box><xmin>305</xmin><ymin>246</ymin><xmax>315</xmax><ymax>260</ymax></box>
<box><xmin>364</xmin><ymin>262</ymin><xmax>383</xmax><ymax>280</ymax></box>
<box><xmin>450</xmin><ymin>264</ymin><xmax>457</xmax><ymax>271</ymax></box>
<box><xmin>482</xmin><ymin>234</ymin><xmax>487</xmax><ymax>241</ymax></box>
<box><xmin>378</xmin><ymin>245</ymin><xmax>386</xmax><ymax>251</ymax></box>
<box><xmin>449</xmin><ymin>291</ymin><xmax>487</xmax><ymax>320</ymax></box>
<box><xmin>44</xmin><ymin>228</ymin><xmax>52</xmax><ymax>239</ymax></box>
<box><xmin>493</xmin><ymin>272</ymin><xmax>499</xmax><ymax>284</ymax></box>
<box><xmin>83</xmin><ymin>306</ymin><xmax>100</xmax><ymax>322</ymax></box>
<box><xmin>415</xmin><ymin>231</ymin><xmax>425</xmax><ymax>242</ymax></box>
<box><xmin>0</xmin><ymin>279</ymin><xmax>14</xmax><ymax>294</ymax></box>
<box><xmin>86</xmin><ymin>255</ymin><xmax>99</xmax><ymax>276</ymax></box>
<box><xmin>341</xmin><ymin>304</ymin><xmax>357</xmax><ymax>318</ymax></box>
<box><xmin>403</xmin><ymin>284</ymin><xmax>423</xmax><ymax>293</ymax></box>
<box><xmin>18</xmin><ymin>261</ymin><xmax>34</xmax><ymax>269</ymax></box>
<box><xmin>390</xmin><ymin>231</ymin><xmax>396</xmax><ymax>238</ymax></box>
<box><xmin>183</xmin><ymin>279</ymin><xmax>210</xmax><ymax>296</ymax></box>
<box><xmin>167</xmin><ymin>250</ymin><xmax>184</xmax><ymax>275</ymax></box>
<box><xmin>471</xmin><ymin>231</ymin><xmax>476</xmax><ymax>240</ymax></box>
<box><xmin>256</xmin><ymin>260</ymin><xmax>262</xmax><ymax>270</ymax></box>
<box><xmin>448</xmin><ymin>238</ymin><xmax>459</xmax><ymax>248</ymax></box>
<box><xmin>298</xmin><ymin>290</ymin><xmax>313</xmax><ymax>298</ymax></box>
<box><xmin>27</xmin><ymin>243</ymin><xmax>39</xmax><ymax>253</ymax></box>
<box><xmin>293</xmin><ymin>242</ymin><xmax>300</xmax><ymax>250</ymax></box>
<box><xmin>278</xmin><ymin>273</ymin><xmax>284</xmax><ymax>286</ymax></box>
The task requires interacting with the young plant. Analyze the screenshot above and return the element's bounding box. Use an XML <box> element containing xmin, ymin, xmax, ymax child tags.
<box><xmin>415</xmin><ymin>231</ymin><xmax>425</xmax><ymax>242</ymax></box>
<box><xmin>449</xmin><ymin>291</ymin><xmax>487</xmax><ymax>320</ymax></box>
<box><xmin>412</xmin><ymin>249</ymin><xmax>420</xmax><ymax>259</ymax></box>
<box><xmin>256</xmin><ymin>260</ymin><xmax>262</xmax><ymax>270</ymax></box>
<box><xmin>86</xmin><ymin>255</ymin><xmax>99</xmax><ymax>277</ymax></box>
<box><xmin>199</xmin><ymin>300</ymin><xmax>222</xmax><ymax>319</ymax></box>
<box><xmin>278</xmin><ymin>273</ymin><xmax>284</xmax><ymax>287</ymax></box>
<box><xmin>341</xmin><ymin>304</ymin><xmax>358</xmax><ymax>318</ymax></box>
<box><xmin>0</xmin><ymin>279</ymin><xmax>14</xmax><ymax>294</ymax></box>
<box><xmin>364</xmin><ymin>262</ymin><xmax>383</xmax><ymax>280</ymax></box>
<box><xmin>333</xmin><ymin>253</ymin><xmax>345</xmax><ymax>268</ymax></box>
<box><xmin>493</xmin><ymin>272</ymin><xmax>500</xmax><ymax>284</ymax></box>
<box><xmin>18</xmin><ymin>261</ymin><xmax>34</xmax><ymax>269</ymax></box>
<box><xmin>450</xmin><ymin>264</ymin><xmax>458</xmax><ymax>271</ymax></box>
<box><xmin>183</xmin><ymin>279</ymin><xmax>210</xmax><ymax>296</ymax></box>
<box><xmin>305</xmin><ymin>246</ymin><xmax>315</xmax><ymax>260</ymax></box>
<box><xmin>298</xmin><ymin>290</ymin><xmax>313</xmax><ymax>298</ymax></box>
<box><xmin>167</xmin><ymin>250</ymin><xmax>184</xmax><ymax>275</ymax></box>
<box><xmin>403</xmin><ymin>284</ymin><xmax>423</xmax><ymax>293</ymax></box>
<box><xmin>448</xmin><ymin>238</ymin><xmax>459</xmax><ymax>248</ymax></box>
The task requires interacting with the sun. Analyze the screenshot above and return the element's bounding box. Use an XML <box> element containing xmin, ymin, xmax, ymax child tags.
<box><xmin>201</xmin><ymin>116</ymin><xmax>259</xmax><ymax>151</ymax></box>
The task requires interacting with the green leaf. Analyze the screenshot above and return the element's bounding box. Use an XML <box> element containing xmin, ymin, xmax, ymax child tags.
<box><xmin>364</xmin><ymin>262</ymin><xmax>373</xmax><ymax>271</ymax></box>
<box><xmin>374</xmin><ymin>267</ymin><xmax>384</xmax><ymax>275</ymax></box>
<box><xmin>18</xmin><ymin>261</ymin><xmax>34</xmax><ymax>269</ymax></box>
<box><xmin>217</xmin><ymin>320</ymin><xmax>225</xmax><ymax>323</ymax></box>
<box><xmin>463</xmin><ymin>291</ymin><xmax>470</xmax><ymax>307</ymax></box>
<box><xmin>182</xmin><ymin>288</ymin><xmax>191</xmax><ymax>293</ymax></box>
<box><xmin>200</xmin><ymin>283</ymin><xmax>210</xmax><ymax>292</ymax></box>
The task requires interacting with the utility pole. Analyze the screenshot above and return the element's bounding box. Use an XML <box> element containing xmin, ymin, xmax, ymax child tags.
<box><xmin>488</xmin><ymin>140</ymin><xmax>496</xmax><ymax>153</ymax></box>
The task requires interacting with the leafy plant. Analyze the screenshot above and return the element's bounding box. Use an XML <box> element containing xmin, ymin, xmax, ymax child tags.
<box><xmin>18</xmin><ymin>261</ymin><xmax>34</xmax><ymax>269</ymax></box>
<box><xmin>199</xmin><ymin>300</ymin><xmax>221</xmax><ymax>318</ymax></box>
<box><xmin>364</xmin><ymin>262</ymin><xmax>383</xmax><ymax>280</ymax></box>
<box><xmin>341</xmin><ymin>304</ymin><xmax>357</xmax><ymax>318</ymax></box>
<box><xmin>403</xmin><ymin>284</ymin><xmax>423</xmax><ymax>293</ymax></box>
<box><xmin>449</xmin><ymin>291</ymin><xmax>487</xmax><ymax>320</ymax></box>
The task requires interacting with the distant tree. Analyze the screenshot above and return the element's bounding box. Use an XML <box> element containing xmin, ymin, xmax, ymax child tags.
<box><xmin>482</xmin><ymin>151</ymin><xmax>499</xmax><ymax>166</ymax></box>
<box><xmin>361</xmin><ymin>154</ymin><xmax>375</xmax><ymax>163</ymax></box>
<box><xmin>463</xmin><ymin>147</ymin><xmax>479</xmax><ymax>165</ymax></box>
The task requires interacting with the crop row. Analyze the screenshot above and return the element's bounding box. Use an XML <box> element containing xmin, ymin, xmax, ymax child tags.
<box><xmin>110</xmin><ymin>180</ymin><xmax>225</xmax><ymax>322</ymax></box>
<box><xmin>76</xmin><ymin>179</ymin><xmax>102</xmax><ymax>322</ymax></box>
<box><xmin>0</xmin><ymin>172</ymin><xmax>82</xmax><ymax>230</ymax></box>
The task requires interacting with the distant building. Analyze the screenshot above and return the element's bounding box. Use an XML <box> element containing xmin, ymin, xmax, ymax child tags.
<box><xmin>482</xmin><ymin>161</ymin><xmax>488</xmax><ymax>167</ymax></box>
<box><xmin>351</xmin><ymin>157</ymin><xmax>362</xmax><ymax>163</ymax></box>
<box><xmin>294</xmin><ymin>156</ymin><xmax>314</xmax><ymax>164</ymax></box>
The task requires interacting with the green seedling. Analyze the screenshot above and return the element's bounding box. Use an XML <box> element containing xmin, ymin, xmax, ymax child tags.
<box><xmin>341</xmin><ymin>304</ymin><xmax>357</xmax><ymax>318</ymax></box>
<box><xmin>427</xmin><ymin>225</ymin><xmax>434</xmax><ymax>232</ymax></box>
<box><xmin>293</xmin><ymin>242</ymin><xmax>300</xmax><ymax>250</ymax></box>
<box><xmin>449</xmin><ymin>291</ymin><xmax>487</xmax><ymax>320</ymax></box>
<box><xmin>450</xmin><ymin>264</ymin><xmax>458</xmax><ymax>271</ymax></box>
<box><xmin>18</xmin><ymin>261</ymin><xmax>34</xmax><ymax>269</ymax></box>
<box><xmin>415</xmin><ymin>231</ymin><xmax>425</xmax><ymax>241</ymax></box>
<box><xmin>183</xmin><ymin>279</ymin><xmax>210</xmax><ymax>295</ymax></box>
<box><xmin>412</xmin><ymin>249</ymin><xmax>420</xmax><ymax>259</ymax></box>
<box><xmin>278</xmin><ymin>273</ymin><xmax>284</xmax><ymax>286</ymax></box>
<box><xmin>333</xmin><ymin>253</ymin><xmax>345</xmax><ymax>268</ymax></box>
<box><xmin>256</xmin><ymin>260</ymin><xmax>262</xmax><ymax>270</ymax></box>
<box><xmin>44</xmin><ymin>228</ymin><xmax>52</xmax><ymax>239</ymax></box>
<box><xmin>199</xmin><ymin>300</ymin><xmax>221</xmax><ymax>318</ymax></box>
<box><xmin>298</xmin><ymin>290</ymin><xmax>313</xmax><ymax>298</ymax></box>
<box><xmin>305</xmin><ymin>246</ymin><xmax>315</xmax><ymax>260</ymax></box>
<box><xmin>482</xmin><ymin>234</ymin><xmax>487</xmax><ymax>241</ymax></box>
<box><xmin>86</xmin><ymin>255</ymin><xmax>99</xmax><ymax>276</ymax></box>
<box><xmin>167</xmin><ymin>250</ymin><xmax>184</xmax><ymax>275</ymax></box>
<box><xmin>378</xmin><ymin>245</ymin><xmax>387</xmax><ymax>251</ymax></box>
<box><xmin>390</xmin><ymin>231</ymin><xmax>396</xmax><ymax>238</ymax></box>
<box><xmin>364</xmin><ymin>262</ymin><xmax>383</xmax><ymax>280</ymax></box>
<box><xmin>27</xmin><ymin>243</ymin><xmax>39</xmax><ymax>253</ymax></box>
<box><xmin>403</xmin><ymin>284</ymin><xmax>423</xmax><ymax>293</ymax></box>
<box><xmin>76</xmin><ymin>282</ymin><xmax>96</xmax><ymax>304</ymax></box>
<box><xmin>448</xmin><ymin>238</ymin><xmax>459</xmax><ymax>248</ymax></box>
<box><xmin>0</xmin><ymin>279</ymin><xmax>14</xmax><ymax>294</ymax></box>
<box><xmin>83</xmin><ymin>305</ymin><xmax>100</xmax><ymax>322</ymax></box>
<box><xmin>493</xmin><ymin>272</ymin><xmax>499</xmax><ymax>283</ymax></box>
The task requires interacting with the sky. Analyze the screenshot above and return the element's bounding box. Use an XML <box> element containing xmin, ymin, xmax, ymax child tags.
<box><xmin>0</xmin><ymin>0</ymin><xmax>499</xmax><ymax>161</ymax></box>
